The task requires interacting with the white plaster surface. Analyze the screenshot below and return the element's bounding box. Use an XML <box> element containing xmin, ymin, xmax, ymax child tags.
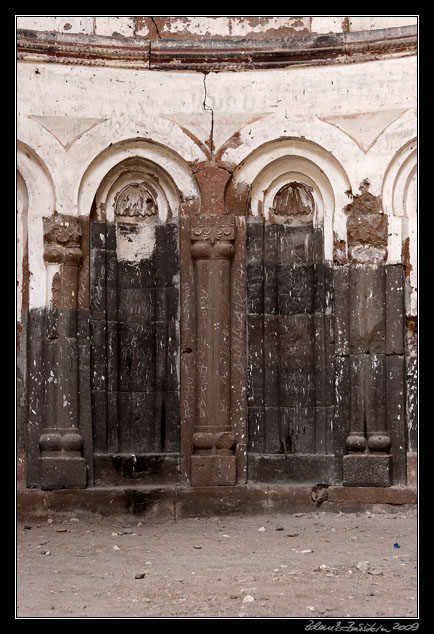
<box><xmin>16</xmin><ymin>15</ymin><xmax>418</xmax><ymax>36</ymax></box>
<box><xmin>17</xmin><ymin>34</ymin><xmax>417</xmax><ymax>310</ymax></box>
<box><xmin>115</xmin><ymin>222</ymin><xmax>156</xmax><ymax>263</ymax></box>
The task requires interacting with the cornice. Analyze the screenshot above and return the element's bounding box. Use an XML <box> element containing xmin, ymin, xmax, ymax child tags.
<box><xmin>16</xmin><ymin>25</ymin><xmax>417</xmax><ymax>71</ymax></box>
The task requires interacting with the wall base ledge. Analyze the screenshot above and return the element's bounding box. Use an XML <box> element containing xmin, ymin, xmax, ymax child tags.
<box><xmin>17</xmin><ymin>483</ymin><xmax>417</xmax><ymax>523</ymax></box>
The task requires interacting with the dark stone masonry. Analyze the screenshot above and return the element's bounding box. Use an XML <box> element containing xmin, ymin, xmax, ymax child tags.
<box><xmin>16</xmin><ymin>18</ymin><xmax>417</xmax><ymax>506</ymax></box>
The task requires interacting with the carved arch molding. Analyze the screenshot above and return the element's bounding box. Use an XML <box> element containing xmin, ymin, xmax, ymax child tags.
<box><xmin>21</xmin><ymin>154</ymin><xmax>408</xmax><ymax>490</ymax></box>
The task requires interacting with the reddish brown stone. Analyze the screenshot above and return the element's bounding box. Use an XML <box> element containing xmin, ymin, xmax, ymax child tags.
<box><xmin>402</xmin><ymin>236</ymin><xmax>413</xmax><ymax>277</ymax></box>
<box><xmin>344</xmin><ymin>180</ymin><xmax>383</xmax><ymax>215</ymax></box>
<box><xmin>347</xmin><ymin>212</ymin><xmax>388</xmax><ymax>247</ymax></box>
<box><xmin>225</xmin><ymin>178</ymin><xmax>250</xmax><ymax>216</ymax></box>
<box><xmin>195</xmin><ymin>166</ymin><xmax>231</xmax><ymax>214</ymax></box>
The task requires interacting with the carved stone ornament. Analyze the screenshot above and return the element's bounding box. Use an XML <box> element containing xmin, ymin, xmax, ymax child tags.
<box><xmin>114</xmin><ymin>183</ymin><xmax>158</xmax><ymax>218</ymax></box>
<box><xmin>344</xmin><ymin>180</ymin><xmax>387</xmax><ymax>263</ymax></box>
<box><xmin>191</xmin><ymin>215</ymin><xmax>235</xmax><ymax>244</ymax></box>
<box><xmin>271</xmin><ymin>181</ymin><xmax>315</xmax><ymax>225</ymax></box>
<box><xmin>43</xmin><ymin>211</ymin><xmax>82</xmax><ymax>247</ymax></box>
<box><xmin>344</xmin><ymin>179</ymin><xmax>383</xmax><ymax>216</ymax></box>
<box><xmin>43</xmin><ymin>212</ymin><xmax>83</xmax><ymax>264</ymax></box>
<box><xmin>190</xmin><ymin>215</ymin><xmax>235</xmax><ymax>260</ymax></box>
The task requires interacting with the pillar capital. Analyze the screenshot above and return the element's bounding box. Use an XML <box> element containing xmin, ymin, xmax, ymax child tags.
<box><xmin>190</xmin><ymin>215</ymin><xmax>235</xmax><ymax>259</ymax></box>
<box><xmin>43</xmin><ymin>212</ymin><xmax>83</xmax><ymax>265</ymax></box>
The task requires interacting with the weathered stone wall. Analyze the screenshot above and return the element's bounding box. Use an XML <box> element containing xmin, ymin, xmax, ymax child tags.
<box><xmin>16</xmin><ymin>15</ymin><xmax>417</xmax><ymax>39</ymax></box>
<box><xmin>16</xmin><ymin>16</ymin><xmax>417</xmax><ymax>490</ymax></box>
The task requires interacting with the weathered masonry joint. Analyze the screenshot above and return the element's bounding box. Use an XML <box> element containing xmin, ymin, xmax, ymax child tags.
<box><xmin>17</xmin><ymin>16</ymin><xmax>417</xmax><ymax>505</ymax></box>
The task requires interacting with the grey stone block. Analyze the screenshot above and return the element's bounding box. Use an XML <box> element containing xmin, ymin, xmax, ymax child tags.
<box><xmin>385</xmin><ymin>264</ymin><xmax>405</xmax><ymax>354</ymax></box>
<box><xmin>343</xmin><ymin>454</ymin><xmax>391</xmax><ymax>487</ymax></box>
<box><xmin>349</xmin><ymin>264</ymin><xmax>385</xmax><ymax>354</ymax></box>
<box><xmin>40</xmin><ymin>456</ymin><xmax>87</xmax><ymax>490</ymax></box>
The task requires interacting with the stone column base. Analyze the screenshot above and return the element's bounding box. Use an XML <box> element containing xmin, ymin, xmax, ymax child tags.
<box><xmin>191</xmin><ymin>455</ymin><xmax>236</xmax><ymax>486</ymax></box>
<box><xmin>343</xmin><ymin>454</ymin><xmax>391</xmax><ymax>487</ymax></box>
<box><xmin>40</xmin><ymin>456</ymin><xmax>87</xmax><ymax>490</ymax></box>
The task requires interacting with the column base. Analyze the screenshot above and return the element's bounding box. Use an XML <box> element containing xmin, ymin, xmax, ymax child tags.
<box><xmin>40</xmin><ymin>456</ymin><xmax>87</xmax><ymax>490</ymax></box>
<box><xmin>343</xmin><ymin>454</ymin><xmax>391</xmax><ymax>487</ymax></box>
<box><xmin>191</xmin><ymin>455</ymin><xmax>236</xmax><ymax>486</ymax></box>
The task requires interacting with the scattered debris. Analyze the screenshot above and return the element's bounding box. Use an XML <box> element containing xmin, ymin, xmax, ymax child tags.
<box><xmin>356</xmin><ymin>561</ymin><xmax>370</xmax><ymax>573</ymax></box>
<box><xmin>258</xmin><ymin>527</ymin><xmax>266</xmax><ymax>532</ymax></box>
<box><xmin>242</xmin><ymin>595</ymin><xmax>255</xmax><ymax>603</ymax></box>
<box><xmin>295</xmin><ymin>549</ymin><xmax>314</xmax><ymax>554</ymax></box>
<box><xmin>394</xmin><ymin>543</ymin><xmax>401</xmax><ymax>549</ymax></box>
<box><xmin>314</xmin><ymin>564</ymin><xmax>338</xmax><ymax>576</ymax></box>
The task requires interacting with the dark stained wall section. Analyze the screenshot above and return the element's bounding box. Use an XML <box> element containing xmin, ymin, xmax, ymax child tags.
<box><xmin>246</xmin><ymin>220</ymin><xmax>337</xmax><ymax>483</ymax></box>
<box><xmin>90</xmin><ymin>221</ymin><xmax>180</xmax><ymax>484</ymax></box>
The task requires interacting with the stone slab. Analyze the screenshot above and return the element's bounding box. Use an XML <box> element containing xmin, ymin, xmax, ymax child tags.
<box><xmin>343</xmin><ymin>454</ymin><xmax>391</xmax><ymax>487</ymax></box>
<box><xmin>248</xmin><ymin>453</ymin><xmax>336</xmax><ymax>483</ymax></box>
<box><xmin>93</xmin><ymin>453</ymin><xmax>180</xmax><ymax>486</ymax></box>
<box><xmin>190</xmin><ymin>455</ymin><xmax>237</xmax><ymax>486</ymax></box>
<box><xmin>39</xmin><ymin>457</ymin><xmax>87</xmax><ymax>490</ymax></box>
<box><xmin>17</xmin><ymin>484</ymin><xmax>417</xmax><ymax>523</ymax></box>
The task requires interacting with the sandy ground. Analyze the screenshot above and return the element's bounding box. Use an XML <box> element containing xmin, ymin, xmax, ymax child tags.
<box><xmin>16</xmin><ymin>507</ymin><xmax>418</xmax><ymax>620</ymax></box>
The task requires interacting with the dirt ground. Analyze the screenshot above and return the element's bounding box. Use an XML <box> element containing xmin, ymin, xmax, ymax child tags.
<box><xmin>16</xmin><ymin>507</ymin><xmax>418</xmax><ymax>620</ymax></box>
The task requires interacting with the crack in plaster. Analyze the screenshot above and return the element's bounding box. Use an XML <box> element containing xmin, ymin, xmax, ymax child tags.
<box><xmin>151</xmin><ymin>17</ymin><xmax>161</xmax><ymax>39</ymax></box>
<box><xmin>203</xmin><ymin>73</ymin><xmax>215</xmax><ymax>157</ymax></box>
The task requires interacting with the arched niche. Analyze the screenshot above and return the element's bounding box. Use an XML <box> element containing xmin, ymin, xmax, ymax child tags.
<box><xmin>17</xmin><ymin>141</ymin><xmax>56</xmax><ymax>310</ymax></box>
<box><xmin>382</xmin><ymin>138</ymin><xmax>417</xmax><ymax>218</ymax></box>
<box><xmin>83</xmin><ymin>142</ymin><xmax>192</xmax><ymax>482</ymax></box>
<box><xmin>227</xmin><ymin>137</ymin><xmax>351</xmax><ymax>262</ymax></box>
<box><xmin>78</xmin><ymin>138</ymin><xmax>200</xmax><ymax>219</ymax></box>
<box><xmin>235</xmin><ymin>138</ymin><xmax>349</xmax><ymax>472</ymax></box>
<box><xmin>382</xmin><ymin>139</ymin><xmax>417</xmax><ymax>314</ymax></box>
<box><xmin>17</xmin><ymin>170</ymin><xmax>29</xmax><ymax>319</ymax></box>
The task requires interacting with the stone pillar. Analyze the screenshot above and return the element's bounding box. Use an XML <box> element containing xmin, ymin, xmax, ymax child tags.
<box><xmin>39</xmin><ymin>212</ymin><xmax>87</xmax><ymax>489</ymax></box>
<box><xmin>341</xmin><ymin>181</ymin><xmax>393</xmax><ymax>486</ymax></box>
<box><xmin>190</xmin><ymin>215</ymin><xmax>237</xmax><ymax>485</ymax></box>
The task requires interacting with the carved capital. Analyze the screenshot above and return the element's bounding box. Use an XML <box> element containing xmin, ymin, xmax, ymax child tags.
<box><xmin>191</xmin><ymin>215</ymin><xmax>235</xmax><ymax>259</ymax></box>
<box><xmin>43</xmin><ymin>212</ymin><xmax>83</xmax><ymax>265</ymax></box>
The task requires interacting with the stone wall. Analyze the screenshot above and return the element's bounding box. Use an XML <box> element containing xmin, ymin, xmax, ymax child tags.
<box><xmin>16</xmin><ymin>15</ymin><xmax>417</xmax><ymax>39</ymax></box>
<box><xmin>16</xmin><ymin>16</ymin><xmax>417</xmax><ymax>490</ymax></box>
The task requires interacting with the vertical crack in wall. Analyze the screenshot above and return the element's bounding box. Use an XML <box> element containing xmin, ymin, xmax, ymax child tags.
<box><xmin>203</xmin><ymin>73</ymin><xmax>215</xmax><ymax>157</ymax></box>
<box><xmin>151</xmin><ymin>17</ymin><xmax>161</xmax><ymax>38</ymax></box>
